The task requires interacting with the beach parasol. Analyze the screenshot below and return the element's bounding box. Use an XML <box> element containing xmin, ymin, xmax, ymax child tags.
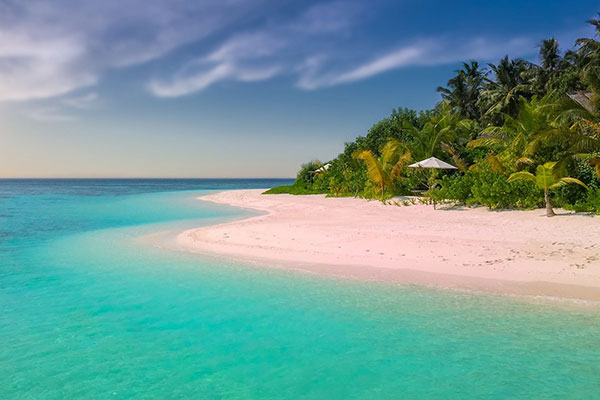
<box><xmin>408</xmin><ymin>157</ymin><xmax>457</xmax><ymax>209</ymax></box>
<box><xmin>408</xmin><ymin>157</ymin><xmax>457</xmax><ymax>170</ymax></box>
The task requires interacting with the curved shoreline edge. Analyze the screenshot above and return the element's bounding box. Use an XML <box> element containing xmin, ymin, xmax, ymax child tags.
<box><xmin>176</xmin><ymin>189</ymin><xmax>600</xmax><ymax>303</ymax></box>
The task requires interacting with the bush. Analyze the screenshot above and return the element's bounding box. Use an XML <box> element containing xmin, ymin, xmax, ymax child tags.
<box><xmin>564</xmin><ymin>188</ymin><xmax>600</xmax><ymax>214</ymax></box>
<box><xmin>470</xmin><ymin>168</ymin><xmax>541</xmax><ymax>209</ymax></box>
<box><xmin>434</xmin><ymin>173</ymin><xmax>474</xmax><ymax>203</ymax></box>
<box><xmin>262</xmin><ymin>185</ymin><xmax>326</xmax><ymax>195</ymax></box>
<box><xmin>393</xmin><ymin>173</ymin><xmax>420</xmax><ymax>196</ymax></box>
<box><xmin>295</xmin><ymin>160</ymin><xmax>324</xmax><ymax>189</ymax></box>
<box><xmin>554</xmin><ymin>155</ymin><xmax>600</xmax><ymax>206</ymax></box>
<box><xmin>429</xmin><ymin>167</ymin><xmax>541</xmax><ymax>209</ymax></box>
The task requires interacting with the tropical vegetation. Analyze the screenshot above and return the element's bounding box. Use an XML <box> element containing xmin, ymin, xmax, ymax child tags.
<box><xmin>267</xmin><ymin>14</ymin><xmax>600</xmax><ymax>215</ymax></box>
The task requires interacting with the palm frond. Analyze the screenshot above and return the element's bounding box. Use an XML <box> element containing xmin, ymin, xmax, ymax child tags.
<box><xmin>390</xmin><ymin>151</ymin><xmax>412</xmax><ymax>180</ymax></box>
<box><xmin>507</xmin><ymin>171</ymin><xmax>536</xmax><ymax>183</ymax></box>
<box><xmin>487</xmin><ymin>154</ymin><xmax>504</xmax><ymax>173</ymax></box>
<box><xmin>515</xmin><ymin>157</ymin><xmax>534</xmax><ymax>167</ymax></box>
<box><xmin>590</xmin><ymin>157</ymin><xmax>600</xmax><ymax>179</ymax></box>
<box><xmin>467</xmin><ymin>137</ymin><xmax>503</xmax><ymax>148</ymax></box>
<box><xmin>556</xmin><ymin>177</ymin><xmax>589</xmax><ymax>190</ymax></box>
<box><xmin>355</xmin><ymin>150</ymin><xmax>383</xmax><ymax>187</ymax></box>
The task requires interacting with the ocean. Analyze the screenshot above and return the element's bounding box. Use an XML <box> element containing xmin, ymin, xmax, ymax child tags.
<box><xmin>1</xmin><ymin>179</ymin><xmax>599</xmax><ymax>399</ymax></box>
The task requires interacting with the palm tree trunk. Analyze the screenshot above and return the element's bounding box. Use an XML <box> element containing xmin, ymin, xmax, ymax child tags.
<box><xmin>544</xmin><ymin>188</ymin><xmax>555</xmax><ymax>217</ymax></box>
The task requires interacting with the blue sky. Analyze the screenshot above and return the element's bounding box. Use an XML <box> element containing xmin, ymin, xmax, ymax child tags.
<box><xmin>1</xmin><ymin>0</ymin><xmax>598</xmax><ymax>178</ymax></box>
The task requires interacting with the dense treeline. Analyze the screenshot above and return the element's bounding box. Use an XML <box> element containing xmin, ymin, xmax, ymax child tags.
<box><xmin>268</xmin><ymin>14</ymin><xmax>600</xmax><ymax>215</ymax></box>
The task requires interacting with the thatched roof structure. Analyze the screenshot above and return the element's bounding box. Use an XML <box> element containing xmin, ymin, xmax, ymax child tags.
<box><xmin>567</xmin><ymin>90</ymin><xmax>595</xmax><ymax>112</ymax></box>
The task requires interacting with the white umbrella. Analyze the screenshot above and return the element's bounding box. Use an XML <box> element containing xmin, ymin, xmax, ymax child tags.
<box><xmin>408</xmin><ymin>157</ymin><xmax>457</xmax><ymax>209</ymax></box>
<box><xmin>408</xmin><ymin>157</ymin><xmax>457</xmax><ymax>169</ymax></box>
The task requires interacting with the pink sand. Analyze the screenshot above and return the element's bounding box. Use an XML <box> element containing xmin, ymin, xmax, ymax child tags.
<box><xmin>177</xmin><ymin>189</ymin><xmax>600</xmax><ymax>301</ymax></box>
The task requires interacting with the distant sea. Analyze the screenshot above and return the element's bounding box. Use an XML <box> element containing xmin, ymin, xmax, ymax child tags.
<box><xmin>1</xmin><ymin>179</ymin><xmax>599</xmax><ymax>399</ymax></box>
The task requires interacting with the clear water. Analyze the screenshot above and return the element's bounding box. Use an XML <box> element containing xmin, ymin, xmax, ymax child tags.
<box><xmin>1</xmin><ymin>179</ymin><xmax>599</xmax><ymax>399</ymax></box>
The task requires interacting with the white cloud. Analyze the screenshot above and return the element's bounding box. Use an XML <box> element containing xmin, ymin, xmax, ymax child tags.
<box><xmin>0</xmin><ymin>27</ymin><xmax>96</xmax><ymax>101</ymax></box>
<box><xmin>148</xmin><ymin>63</ymin><xmax>234</xmax><ymax>97</ymax></box>
<box><xmin>147</xmin><ymin>31</ymin><xmax>287</xmax><ymax>97</ymax></box>
<box><xmin>333</xmin><ymin>46</ymin><xmax>425</xmax><ymax>84</ymax></box>
<box><xmin>147</xmin><ymin>1</ymin><xmax>365</xmax><ymax>97</ymax></box>
<box><xmin>296</xmin><ymin>36</ymin><xmax>536</xmax><ymax>89</ymax></box>
<box><xmin>0</xmin><ymin>0</ymin><xmax>559</xmax><ymax>103</ymax></box>
<box><xmin>0</xmin><ymin>0</ymin><xmax>267</xmax><ymax>101</ymax></box>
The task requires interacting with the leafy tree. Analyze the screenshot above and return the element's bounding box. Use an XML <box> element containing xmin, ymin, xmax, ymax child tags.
<box><xmin>294</xmin><ymin>160</ymin><xmax>324</xmax><ymax>189</ymax></box>
<box><xmin>508</xmin><ymin>162</ymin><xmax>588</xmax><ymax>217</ymax></box>
<box><xmin>361</xmin><ymin>108</ymin><xmax>432</xmax><ymax>155</ymax></box>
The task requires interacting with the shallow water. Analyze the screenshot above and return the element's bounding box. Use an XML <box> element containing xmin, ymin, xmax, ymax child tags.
<box><xmin>1</xmin><ymin>179</ymin><xmax>599</xmax><ymax>399</ymax></box>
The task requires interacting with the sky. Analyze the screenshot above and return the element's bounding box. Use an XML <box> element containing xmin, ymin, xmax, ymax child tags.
<box><xmin>1</xmin><ymin>0</ymin><xmax>598</xmax><ymax>178</ymax></box>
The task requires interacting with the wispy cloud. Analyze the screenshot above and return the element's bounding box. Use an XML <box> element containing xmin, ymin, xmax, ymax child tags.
<box><xmin>0</xmin><ymin>0</ymin><xmax>578</xmax><ymax>102</ymax></box>
<box><xmin>147</xmin><ymin>32</ymin><xmax>287</xmax><ymax>97</ymax></box>
<box><xmin>147</xmin><ymin>1</ymin><xmax>363</xmax><ymax>97</ymax></box>
<box><xmin>297</xmin><ymin>37</ymin><xmax>536</xmax><ymax>89</ymax></box>
<box><xmin>148</xmin><ymin>0</ymin><xmax>543</xmax><ymax>96</ymax></box>
<box><xmin>0</xmin><ymin>0</ymin><xmax>267</xmax><ymax>101</ymax></box>
<box><xmin>312</xmin><ymin>45</ymin><xmax>427</xmax><ymax>89</ymax></box>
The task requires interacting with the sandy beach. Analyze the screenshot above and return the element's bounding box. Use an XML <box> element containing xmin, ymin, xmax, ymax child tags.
<box><xmin>177</xmin><ymin>189</ymin><xmax>600</xmax><ymax>301</ymax></box>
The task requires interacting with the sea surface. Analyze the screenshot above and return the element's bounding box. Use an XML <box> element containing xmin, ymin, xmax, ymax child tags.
<box><xmin>1</xmin><ymin>179</ymin><xmax>599</xmax><ymax>399</ymax></box>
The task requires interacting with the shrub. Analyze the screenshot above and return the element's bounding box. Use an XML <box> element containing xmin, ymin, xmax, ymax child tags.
<box><xmin>554</xmin><ymin>155</ymin><xmax>600</xmax><ymax>206</ymax></box>
<box><xmin>564</xmin><ymin>188</ymin><xmax>600</xmax><ymax>214</ymax></box>
<box><xmin>470</xmin><ymin>168</ymin><xmax>541</xmax><ymax>209</ymax></box>
<box><xmin>295</xmin><ymin>160</ymin><xmax>324</xmax><ymax>189</ymax></box>
<box><xmin>435</xmin><ymin>173</ymin><xmax>474</xmax><ymax>203</ymax></box>
<box><xmin>263</xmin><ymin>185</ymin><xmax>326</xmax><ymax>195</ymax></box>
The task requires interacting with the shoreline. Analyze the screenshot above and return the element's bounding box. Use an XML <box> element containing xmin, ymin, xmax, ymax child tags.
<box><xmin>176</xmin><ymin>189</ymin><xmax>600</xmax><ymax>302</ymax></box>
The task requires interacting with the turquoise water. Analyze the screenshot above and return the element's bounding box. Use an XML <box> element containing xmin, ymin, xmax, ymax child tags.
<box><xmin>1</xmin><ymin>180</ymin><xmax>599</xmax><ymax>399</ymax></box>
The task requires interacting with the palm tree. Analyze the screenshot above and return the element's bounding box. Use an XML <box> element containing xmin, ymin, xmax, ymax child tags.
<box><xmin>575</xmin><ymin>14</ymin><xmax>600</xmax><ymax>75</ymax></box>
<box><xmin>507</xmin><ymin>162</ymin><xmax>588</xmax><ymax>217</ymax></box>
<box><xmin>406</xmin><ymin>102</ymin><xmax>473</xmax><ymax>161</ymax></box>
<box><xmin>354</xmin><ymin>139</ymin><xmax>412</xmax><ymax>200</ymax></box>
<box><xmin>468</xmin><ymin>94</ymin><xmax>559</xmax><ymax>167</ymax></box>
<box><xmin>437</xmin><ymin>61</ymin><xmax>486</xmax><ymax>119</ymax></box>
<box><xmin>529</xmin><ymin>38</ymin><xmax>563</xmax><ymax>94</ymax></box>
<box><xmin>575</xmin><ymin>13</ymin><xmax>600</xmax><ymax>109</ymax></box>
<box><xmin>478</xmin><ymin>56</ymin><xmax>536</xmax><ymax>122</ymax></box>
<box><xmin>527</xmin><ymin>105</ymin><xmax>600</xmax><ymax>177</ymax></box>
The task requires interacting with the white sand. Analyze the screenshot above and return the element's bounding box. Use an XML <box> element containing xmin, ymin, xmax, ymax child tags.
<box><xmin>177</xmin><ymin>189</ymin><xmax>600</xmax><ymax>301</ymax></box>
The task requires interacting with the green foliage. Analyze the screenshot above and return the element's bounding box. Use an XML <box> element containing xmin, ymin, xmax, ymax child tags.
<box><xmin>432</xmin><ymin>173</ymin><xmax>475</xmax><ymax>203</ymax></box>
<box><xmin>428</xmin><ymin>167</ymin><xmax>540</xmax><ymax>209</ymax></box>
<box><xmin>361</xmin><ymin>108</ymin><xmax>432</xmax><ymax>155</ymax></box>
<box><xmin>507</xmin><ymin>162</ymin><xmax>588</xmax><ymax>192</ymax></box>
<box><xmin>554</xmin><ymin>155</ymin><xmax>600</xmax><ymax>205</ymax></box>
<box><xmin>564</xmin><ymin>188</ymin><xmax>600</xmax><ymax>213</ymax></box>
<box><xmin>355</xmin><ymin>139</ymin><xmax>412</xmax><ymax>200</ymax></box>
<box><xmin>472</xmin><ymin>168</ymin><xmax>541</xmax><ymax>209</ymax></box>
<box><xmin>263</xmin><ymin>185</ymin><xmax>326</xmax><ymax>195</ymax></box>
<box><xmin>294</xmin><ymin>160</ymin><xmax>324</xmax><ymax>188</ymax></box>
<box><xmin>283</xmin><ymin>15</ymin><xmax>600</xmax><ymax>213</ymax></box>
